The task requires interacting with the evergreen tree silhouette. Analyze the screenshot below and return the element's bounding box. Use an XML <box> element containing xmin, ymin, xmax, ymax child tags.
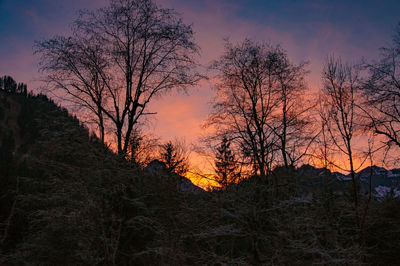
<box><xmin>214</xmin><ymin>137</ymin><xmax>239</xmax><ymax>188</ymax></box>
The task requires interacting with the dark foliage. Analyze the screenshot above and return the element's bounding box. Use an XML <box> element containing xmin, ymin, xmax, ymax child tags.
<box><xmin>0</xmin><ymin>76</ymin><xmax>27</xmax><ymax>95</ymax></box>
<box><xmin>0</xmin><ymin>83</ymin><xmax>399</xmax><ymax>265</ymax></box>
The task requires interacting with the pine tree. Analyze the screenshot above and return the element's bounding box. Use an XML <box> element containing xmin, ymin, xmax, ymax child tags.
<box><xmin>2</xmin><ymin>76</ymin><xmax>17</xmax><ymax>93</ymax></box>
<box><xmin>159</xmin><ymin>141</ymin><xmax>189</xmax><ymax>176</ymax></box>
<box><xmin>214</xmin><ymin>137</ymin><xmax>239</xmax><ymax>188</ymax></box>
<box><xmin>0</xmin><ymin>76</ymin><xmax>27</xmax><ymax>95</ymax></box>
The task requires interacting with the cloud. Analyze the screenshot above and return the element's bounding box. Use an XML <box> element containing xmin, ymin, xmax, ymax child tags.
<box><xmin>149</xmin><ymin>87</ymin><xmax>212</xmax><ymax>143</ymax></box>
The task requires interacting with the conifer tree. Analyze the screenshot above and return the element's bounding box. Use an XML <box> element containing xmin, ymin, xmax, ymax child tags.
<box><xmin>214</xmin><ymin>137</ymin><xmax>239</xmax><ymax>188</ymax></box>
<box><xmin>159</xmin><ymin>140</ymin><xmax>189</xmax><ymax>176</ymax></box>
<box><xmin>1</xmin><ymin>76</ymin><xmax>17</xmax><ymax>93</ymax></box>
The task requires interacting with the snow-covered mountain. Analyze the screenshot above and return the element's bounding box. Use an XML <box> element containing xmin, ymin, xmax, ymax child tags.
<box><xmin>298</xmin><ymin>165</ymin><xmax>400</xmax><ymax>199</ymax></box>
<box><xmin>334</xmin><ymin>166</ymin><xmax>400</xmax><ymax>199</ymax></box>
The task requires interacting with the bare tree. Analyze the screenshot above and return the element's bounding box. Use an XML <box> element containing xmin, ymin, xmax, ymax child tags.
<box><xmin>206</xmin><ymin>39</ymin><xmax>310</xmax><ymax>181</ymax></box>
<box><xmin>36</xmin><ymin>0</ymin><xmax>200</xmax><ymax>155</ymax></box>
<box><xmin>206</xmin><ymin>40</ymin><xmax>278</xmax><ymax>180</ymax></box>
<box><xmin>308</xmin><ymin>98</ymin><xmax>336</xmax><ymax>173</ymax></box>
<box><xmin>128</xmin><ymin>128</ymin><xmax>159</xmax><ymax>168</ymax></box>
<box><xmin>321</xmin><ymin>56</ymin><xmax>362</xmax><ymax>222</ymax></box>
<box><xmin>362</xmin><ymin>23</ymin><xmax>400</xmax><ymax>152</ymax></box>
<box><xmin>269</xmin><ymin>51</ymin><xmax>314</xmax><ymax>168</ymax></box>
<box><xmin>36</xmin><ymin>37</ymin><xmax>109</xmax><ymax>142</ymax></box>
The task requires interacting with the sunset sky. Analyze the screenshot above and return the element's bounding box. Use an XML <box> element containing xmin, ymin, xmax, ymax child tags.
<box><xmin>1</xmin><ymin>0</ymin><xmax>400</xmax><ymax>180</ymax></box>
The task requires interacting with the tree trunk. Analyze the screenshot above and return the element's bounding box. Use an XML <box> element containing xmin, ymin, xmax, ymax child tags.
<box><xmin>117</xmin><ymin>125</ymin><xmax>123</xmax><ymax>156</ymax></box>
<box><xmin>98</xmin><ymin>107</ymin><xmax>105</xmax><ymax>143</ymax></box>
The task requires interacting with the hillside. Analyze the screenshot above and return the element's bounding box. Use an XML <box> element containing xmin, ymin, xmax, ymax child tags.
<box><xmin>1</xmin><ymin>89</ymin><xmax>400</xmax><ymax>265</ymax></box>
<box><xmin>0</xmin><ymin>90</ymin><xmax>203</xmax><ymax>265</ymax></box>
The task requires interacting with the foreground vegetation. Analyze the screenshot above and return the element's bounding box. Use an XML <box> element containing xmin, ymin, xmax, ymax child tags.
<box><xmin>0</xmin><ymin>90</ymin><xmax>399</xmax><ymax>265</ymax></box>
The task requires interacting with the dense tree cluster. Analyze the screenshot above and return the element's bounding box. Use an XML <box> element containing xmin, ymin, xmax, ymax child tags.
<box><xmin>0</xmin><ymin>88</ymin><xmax>399</xmax><ymax>265</ymax></box>
<box><xmin>204</xmin><ymin>31</ymin><xmax>400</xmax><ymax>190</ymax></box>
<box><xmin>0</xmin><ymin>89</ymin><xmax>399</xmax><ymax>265</ymax></box>
<box><xmin>0</xmin><ymin>76</ymin><xmax>27</xmax><ymax>95</ymax></box>
<box><xmin>205</xmin><ymin>40</ymin><xmax>314</xmax><ymax>182</ymax></box>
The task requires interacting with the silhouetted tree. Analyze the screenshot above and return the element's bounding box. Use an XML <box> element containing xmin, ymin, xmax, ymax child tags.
<box><xmin>36</xmin><ymin>0</ymin><xmax>200</xmax><ymax>155</ymax></box>
<box><xmin>0</xmin><ymin>76</ymin><xmax>27</xmax><ymax>97</ymax></box>
<box><xmin>0</xmin><ymin>76</ymin><xmax>17</xmax><ymax>93</ymax></box>
<box><xmin>309</xmin><ymin>99</ymin><xmax>335</xmax><ymax>173</ymax></box>
<box><xmin>128</xmin><ymin>128</ymin><xmax>159</xmax><ymax>168</ymax></box>
<box><xmin>206</xmin><ymin>40</ymin><xmax>278</xmax><ymax>180</ymax></box>
<box><xmin>206</xmin><ymin>39</ymin><xmax>311</xmax><ymax>181</ymax></box>
<box><xmin>16</xmin><ymin>83</ymin><xmax>27</xmax><ymax>96</ymax></box>
<box><xmin>214</xmin><ymin>136</ymin><xmax>240</xmax><ymax>188</ymax></box>
<box><xmin>159</xmin><ymin>140</ymin><xmax>189</xmax><ymax>175</ymax></box>
<box><xmin>35</xmin><ymin>35</ymin><xmax>110</xmax><ymax>143</ymax></box>
<box><xmin>269</xmin><ymin>48</ymin><xmax>314</xmax><ymax>168</ymax></box>
<box><xmin>321</xmin><ymin>56</ymin><xmax>362</xmax><ymax>225</ymax></box>
<box><xmin>362</xmin><ymin>23</ymin><xmax>400</xmax><ymax>152</ymax></box>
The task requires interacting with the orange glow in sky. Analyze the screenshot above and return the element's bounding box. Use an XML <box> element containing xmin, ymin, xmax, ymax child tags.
<box><xmin>1</xmin><ymin>0</ymin><xmax>399</xmax><ymax>187</ymax></box>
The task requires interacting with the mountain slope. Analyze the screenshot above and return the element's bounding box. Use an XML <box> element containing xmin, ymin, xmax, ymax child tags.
<box><xmin>332</xmin><ymin>166</ymin><xmax>400</xmax><ymax>198</ymax></box>
<box><xmin>0</xmin><ymin>90</ymin><xmax>203</xmax><ymax>265</ymax></box>
<box><xmin>298</xmin><ymin>164</ymin><xmax>400</xmax><ymax>199</ymax></box>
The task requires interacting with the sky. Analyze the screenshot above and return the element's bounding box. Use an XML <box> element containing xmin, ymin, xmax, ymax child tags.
<box><xmin>1</xmin><ymin>0</ymin><xmax>400</xmax><ymax>180</ymax></box>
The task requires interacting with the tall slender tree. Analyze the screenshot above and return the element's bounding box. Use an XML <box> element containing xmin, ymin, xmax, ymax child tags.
<box><xmin>321</xmin><ymin>56</ymin><xmax>362</xmax><ymax>224</ymax></box>
<box><xmin>270</xmin><ymin>49</ymin><xmax>314</xmax><ymax>168</ymax></box>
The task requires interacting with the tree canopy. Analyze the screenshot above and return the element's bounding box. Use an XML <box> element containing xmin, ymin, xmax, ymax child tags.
<box><xmin>36</xmin><ymin>0</ymin><xmax>201</xmax><ymax>156</ymax></box>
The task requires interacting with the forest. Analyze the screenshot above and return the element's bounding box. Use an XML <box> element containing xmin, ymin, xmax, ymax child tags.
<box><xmin>1</xmin><ymin>0</ymin><xmax>400</xmax><ymax>265</ymax></box>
